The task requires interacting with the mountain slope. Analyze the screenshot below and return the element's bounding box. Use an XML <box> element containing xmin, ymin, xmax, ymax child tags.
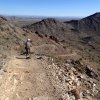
<box><xmin>0</xmin><ymin>16</ymin><xmax>26</xmax><ymax>51</ymax></box>
<box><xmin>66</xmin><ymin>12</ymin><xmax>100</xmax><ymax>35</ymax></box>
<box><xmin>23</xmin><ymin>18</ymin><xmax>79</xmax><ymax>41</ymax></box>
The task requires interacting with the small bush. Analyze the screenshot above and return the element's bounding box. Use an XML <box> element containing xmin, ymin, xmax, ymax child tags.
<box><xmin>97</xmin><ymin>67</ymin><xmax>100</xmax><ymax>72</ymax></box>
<box><xmin>18</xmin><ymin>45</ymin><xmax>25</xmax><ymax>54</ymax></box>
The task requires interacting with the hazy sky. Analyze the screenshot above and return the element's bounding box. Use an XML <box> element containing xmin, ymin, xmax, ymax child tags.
<box><xmin>0</xmin><ymin>0</ymin><xmax>100</xmax><ymax>17</ymax></box>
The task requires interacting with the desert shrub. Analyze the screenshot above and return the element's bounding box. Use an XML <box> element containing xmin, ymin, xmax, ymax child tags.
<box><xmin>98</xmin><ymin>56</ymin><xmax>100</xmax><ymax>58</ymax></box>
<box><xmin>2</xmin><ymin>54</ymin><xmax>7</xmax><ymax>59</ymax></box>
<box><xmin>0</xmin><ymin>61</ymin><xmax>3</xmax><ymax>70</ymax></box>
<box><xmin>63</xmin><ymin>46</ymin><xmax>67</xmax><ymax>49</ymax></box>
<box><xmin>97</xmin><ymin>67</ymin><xmax>100</xmax><ymax>71</ymax></box>
<box><xmin>52</xmin><ymin>56</ymin><xmax>66</xmax><ymax>65</ymax></box>
<box><xmin>18</xmin><ymin>44</ymin><xmax>25</xmax><ymax>54</ymax></box>
<box><xmin>0</xmin><ymin>26</ymin><xmax>4</xmax><ymax>31</ymax></box>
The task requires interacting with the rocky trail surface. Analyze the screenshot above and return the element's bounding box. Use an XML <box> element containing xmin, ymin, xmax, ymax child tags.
<box><xmin>0</xmin><ymin>52</ymin><xmax>99</xmax><ymax>100</ymax></box>
<box><xmin>0</xmin><ymin>44</ymin><xmax>99</xmax><ymax>100</ymax></box>
<box><xmin>0</xmin><ymin>55</ymin><xmax>56</xmax><ymax>100</ymax></box>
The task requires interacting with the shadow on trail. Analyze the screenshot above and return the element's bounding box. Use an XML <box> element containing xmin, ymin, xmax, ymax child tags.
<box><xmin>16</xmin><ymin>56</ymin><xmax>26</xmax><ymax>59</ymax></box>
<box><xmin>16</xmin><ymin>56</ymin><xmax>31</xmax><ymax>59</ymax></box>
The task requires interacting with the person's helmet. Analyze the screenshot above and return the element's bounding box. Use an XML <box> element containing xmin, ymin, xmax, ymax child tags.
<box><xmin>27</xmin><ymin>38</ymin><xmax>31</xmax><ymax>41</ymax></box>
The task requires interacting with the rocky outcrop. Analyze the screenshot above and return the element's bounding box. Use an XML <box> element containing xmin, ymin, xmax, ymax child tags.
<box><xmin>0</xmin><ymin>16</ymin><xmax>7</xmax><ymax>21</ymax></box>
<box><xmin>44</xmin><ymin>57</ymin><xmax>100</xmax><ymax>100</ymax></box>
<box><xmin>0</xmin><ymin>16</ymin><xmax>7</xmax><ymax>24</ymax></box>
<box><xmin>49</xmin><ymin>35</ymin><xmax>59</xmax><ymax>43</ymax></box>
<box><xmin>85</xmin><ymin>65</ymin><xmax>99</xmax><ymax>79</ymax></box>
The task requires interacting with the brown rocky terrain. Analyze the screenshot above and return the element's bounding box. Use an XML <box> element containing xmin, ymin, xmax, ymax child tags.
<box><xmin>0</xmin><ymin>13</ymin><xmax>100</xmax><ymax>100</ymax></box>
<box><xmin>24</xmin><ymin>13</ymin><xmax>100</xmax><ymax>64</ymax></box>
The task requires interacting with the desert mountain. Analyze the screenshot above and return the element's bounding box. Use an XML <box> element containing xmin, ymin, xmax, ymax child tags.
<box><xmin>0</xmin><ymin>14</ymin><xmax>100</xmax><ymax>100</ymax></box>
<box><xmin>24</xmin><ymin>13</ymin><xmax>100</xmax><ymax>42</ymax></box>
<box><xmin>23</xmin><ymin>18</ymin><xmax>80</xmax><ymax>41</ymax></box>
<box><xmin>66</xmin><ymin>12</ymin><xmax>100</xmax><ymax>35</ymax></box>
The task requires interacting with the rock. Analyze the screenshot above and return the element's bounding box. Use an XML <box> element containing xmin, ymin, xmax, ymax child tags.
<box><xmin>94</xmin><ymin>91</ymin><xmax>100</xmax><ymax>99</ymax></box>
<box><xmin>66</xmin><ymin>59</ymin><xmax>73</xmax><ymax>64</ymax></box>
<box><xmin>62</xmin><ymin>92</ymin><xmax>75</xmax><ymax>100</ymax></box>
<box><xmin>85</xmin><ymin>65</ymin><xmax>98</xmax><ymax>79</ymax></box>
<box><xmin>0</xmin><ymin>62</ymin><xmax>3</xmax><ymax>70</ymax></box>
<box><xmin>49</xmin><ymin>35</ymin><xmax>59</xmax><ymax>43</ymax></box>
<box><xmin>37</xmin><ymin>56</ymin><xmax>42</xmax><ymax>60</ymax></box>
<box><xmin>3</xmin><ymin>69</ymin><xmax>7</xmax><ymax>72</ymax></box>
<box><xmin>0</xmin><ymin>16</ymin><xmax>7</xmax><ymax>24</ymax></box>
<box><xmin>82</xmin><ymin>90</ymin><xmax>88</xmax><ymax>97</ymax></box>
<box><xmin>46</xmin><ymin>55</ymin><xmax>100</xmax><ymax>100</ymax></box>
<box><xmin>35</xmin><ymin>31</ymin><xmax>43</xmax><ymax>38</ymax></box>
<box><xmin>67</xmin><ymin>59</ymin><xmax>85</xmax><ymax>73</ymax></box>
<box><xmin>59</xmin><ymin>98</ymin><xmax>63</xmax><ymax>100</ymax></box>
<box><xmin>71</xmin><ymin>89</ymin><xmax>80</xmax><ymax>100</ymax></box>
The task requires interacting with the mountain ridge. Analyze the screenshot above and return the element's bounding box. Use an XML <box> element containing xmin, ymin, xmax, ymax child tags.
<box><xmin>66</xmin><ymin>12</ymin><xmax>100</xmax><ymax>35</ymax></box>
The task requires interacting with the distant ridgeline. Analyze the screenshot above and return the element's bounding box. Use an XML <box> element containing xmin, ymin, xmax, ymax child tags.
<box><xmin>66</xmin><ymin>12</ymin><xmax>100</xmax><ymax>35</ymax></box>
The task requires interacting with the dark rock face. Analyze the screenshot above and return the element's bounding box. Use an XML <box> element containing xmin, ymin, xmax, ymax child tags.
<box><xmin>82</xmin><ymin>36</ymin><xmax>92</xmax><ymax>43</ymax></box>
<box><xmin>49</xmin><ymin>35</ymin><xmax>59</xmax><ymax>43</ymax></box>
<box><xmin>85</xmin><ymin>65</ymin><xmax>99</xmax><ymax>79</ymax></box>
<box><xmin>0</xmin><ymin>16</ymin><xmax>7</xmax><ymax>24</ymax></box>
<box><xmin>66</xmin><ymin>12</ymin><xmax>100</xmax><ymax>35</ymax></box>
<box><xmin>35</xmin><ymin>31</ymin><xmax>43</xmax><ymax>38</ymax></box>
<box><xmin>66</xmin><ymin>20</ymin><xmax>78</xmax><ymax>29</ymax></box>
<box><xmin>0</xmin><ymin>16</ymin><xmax>7</xmax><ymax>21</ymax></box>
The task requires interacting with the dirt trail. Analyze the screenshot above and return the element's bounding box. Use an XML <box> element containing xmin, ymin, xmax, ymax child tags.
<box><xmin>0</xmin><ymin>56</ymin><xmax>56</xmax><ymax>100</ymax></box>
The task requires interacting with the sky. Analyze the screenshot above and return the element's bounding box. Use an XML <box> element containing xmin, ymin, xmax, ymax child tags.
<box><xmin>0</xmin><ymin>0</ymin><xmax>100</xmax><ymax>17</ymax></box>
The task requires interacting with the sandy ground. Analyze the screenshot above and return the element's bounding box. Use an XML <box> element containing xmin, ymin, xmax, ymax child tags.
<box><xmin>0</xmin><ymin>55</ymin><xmax>56</xmax><ymax>100</ymax></box>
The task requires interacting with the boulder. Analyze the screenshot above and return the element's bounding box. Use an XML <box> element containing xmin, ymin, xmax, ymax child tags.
<box><xmin>85</xmin><ymin>65</ymin><xmax>98</xmax><ymax>79</ymax></box>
